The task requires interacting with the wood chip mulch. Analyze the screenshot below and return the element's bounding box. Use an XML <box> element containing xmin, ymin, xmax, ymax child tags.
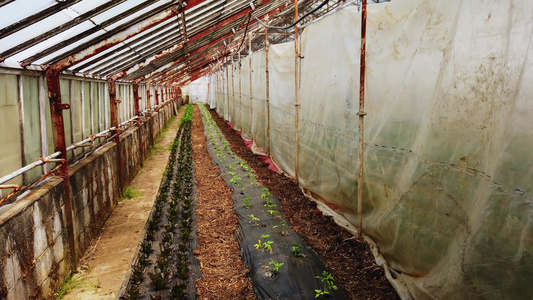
<box><xmin>208</xmin><ymin>107</ymin><xmax>400</xmax><ymax>300</ymax></box>
<box><xmin>191</xmin><ymin>106</ymin><xmax>256</xmax><ymax>300</ymax></box>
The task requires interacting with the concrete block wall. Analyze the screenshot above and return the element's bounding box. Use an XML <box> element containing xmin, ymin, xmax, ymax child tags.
<box><xmin>0</xmin><ymin>100</ymin><xmax>180</xmax><ymax>300</ymax></box>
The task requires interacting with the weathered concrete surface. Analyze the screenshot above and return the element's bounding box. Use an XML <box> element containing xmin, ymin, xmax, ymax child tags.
<box><xmin>0</xmin><ymin>100</ymin><xmax>180</xmax><ymax>300</ymax></box>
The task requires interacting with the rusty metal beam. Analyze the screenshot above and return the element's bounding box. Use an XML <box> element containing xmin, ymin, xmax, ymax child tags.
<box><xmin>21</xmin><ymin>1</ymin><xmax>174</xmax><ymax>67</ymax></box>
<box><xmin>265</xmin><ymin>17</ymin><xmax>271</xmax><ymax>154</ymax></box>
<box><xmin>0</xmin><ymin>0</ymin><xmax>15</xmax><ymax>8</ymax></box>
<box><xmin>74</xmin><ymin>25</ymin><xmax>182</xmax><ymax>74</ymax></box>
<box><xmin>45</xmin><ymin>68</ymin><xmax>77</xmax><ymax>271</ymax></box>
<box><xmin>0</xmin><ymin>0</ymin><xmax>128</xmax><ymax>61</ymax></box>
<box><xmin>294</xmin><ymin>0</ymin><xmax>300</xmax><ymax>182</ymax></box>
<box><xmin>107</xmin><ymin>79</ymin><xmax>124</xmax><ymax>192</ymax></box>
<box><xmin>46</xmin><ymin>9</ymin><xmax>178</xmax><ymax>74</ymax></box>
<box><xmin>0</xmin><ymin>0</ymin><xmax>83</xmax><ymax>40</ymax></box>
<box><xmin>178</xmin><ymin>0</ymin><xmax>191</xmax><ymax>74</ymax></box>
<box><xmin>357</xmin><ymin>0</ymin><xmax>368</xmax><ymax>237</ymax></box>
<box><xmin>120</xmin><ymin>0</ymin><xmax>283</xmax><ymax>82</ymax></box>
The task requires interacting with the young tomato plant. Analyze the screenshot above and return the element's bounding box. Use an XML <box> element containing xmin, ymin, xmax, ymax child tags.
<box><xmin>315</xmin><ymin>271</ymin><xmax>338</xmax><ymax>298</ymax></box>
<box><xmin>249</xmin><ymin>214</ymin><xmax>260</xmax><ymax>223</ymax></box>
<box><xmin>291</xmin><ymin>243</ymin><xmax>305</xmax><ymax>258</ymax></box>
<box><xmin>268</xmin><ymin>260</ymin><xmax>284</xmax><ymax>276</ymax></box>
<box><xmin>254</xmin><ymin>234</ymin><xmax>274</xmax><ymax>252</ymax></box>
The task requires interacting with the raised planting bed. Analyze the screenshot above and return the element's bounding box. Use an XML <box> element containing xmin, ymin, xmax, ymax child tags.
<box><xmin>118</xmin><ymin>104</ymin><xmax>200</xmax><ymax>300</ymax></box>
<box><xmin>198</xmin><ymin>104</ymin><xmax>347</xmax><ymax>299</ymax></box>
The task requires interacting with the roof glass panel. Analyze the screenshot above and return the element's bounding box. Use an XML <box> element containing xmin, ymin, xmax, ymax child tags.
<box><xmin>0</xmin><ymin>0</ymin><xmax>56</xmax><ymax>28</ymax></box>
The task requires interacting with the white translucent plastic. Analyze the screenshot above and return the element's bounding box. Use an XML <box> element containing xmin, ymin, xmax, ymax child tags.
<box><xmin>211</xmin><ymin>0</ymin><xmax>533</xmax><ymax>298</ymax></box>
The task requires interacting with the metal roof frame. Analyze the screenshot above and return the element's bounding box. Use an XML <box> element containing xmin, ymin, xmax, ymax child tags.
<box><xmin>0</xmin><ymin>0</ymin><xmax>355</xmax><ymax>85</ymax></box>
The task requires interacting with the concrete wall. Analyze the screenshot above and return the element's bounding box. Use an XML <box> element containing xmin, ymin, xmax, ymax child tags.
<box><xmin>0</xmin><ymin>100</ymin><xmax>180</xmax><ymax>299</ymax></box>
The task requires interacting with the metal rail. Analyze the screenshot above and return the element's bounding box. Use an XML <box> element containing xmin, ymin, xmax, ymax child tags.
<box><xmin>0</xmin><ymin>102</ymin><xmax>168</xmax><ymax>201</ymax></box>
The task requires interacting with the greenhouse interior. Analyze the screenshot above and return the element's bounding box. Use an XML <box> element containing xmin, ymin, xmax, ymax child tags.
<box><xmin>0</xmin><ymin>0</ymin><xmax>532</xmax><ymax>299</ymax></box>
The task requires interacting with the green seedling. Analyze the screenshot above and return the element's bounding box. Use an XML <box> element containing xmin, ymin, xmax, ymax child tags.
<box><xmin>268</xmin><ymin>260</ymin><xmax>284</xmax><ymax>275</ymax></box>
<box><xmin>268</xmin><ymin>209</ymin><xmax>279</xmax><ymax>216</ymax></box>
<box><xmin>315</xmin><ymin>271</ymin><xmax>338</xmax><ymax>298</ymax></box>
<box><xmin>273</xmin><ymin>220</ymin><xmax>286</xmax><ymax>229</ymax></box>
<box><xmin>249</xmin><ymin>214</ymin><xmax>260</xmax><ymax>223</ymax></box>
<box><xmin>227</xmin><ymin>164</ymin><xmax>235</xmax><ymax>170</ymax></box>
<box><xmin>265</xmin><ymin>203</ymin><xmax>277</xmax><ymax>209</ymax></box>
<box><xmin>255</xmin><ymin>234</ymin><xmax>274</xmax><ymax>252</ymax></box>
<box><xmin>230</xmin><ymin>176</ymin><xmax>242</xmax><ymax>185</ymax></box>
<box><xmin>242</xmin><ymin>196</ymin><xmax>252</xmax><ymax>209</ymax></box>
<box><xmin>291</xmin><ymin>243</ymin><xmax>305</xmax><ymax>257</ymax></box>
<box><xmin>261</xmin><ymin>189</ymin><xmax>271</xmax><ymax>200</ymax></box>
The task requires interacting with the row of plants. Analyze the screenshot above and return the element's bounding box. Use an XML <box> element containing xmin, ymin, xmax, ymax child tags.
<box><xmin>198</xmin><ymin>105</ymin><xmax>338</xmax><ymax>298</ymax></box>
<box><xmin>121</xmin><ymin>104</ymin><xmax>197</xmax><ymax>300</ymax></box>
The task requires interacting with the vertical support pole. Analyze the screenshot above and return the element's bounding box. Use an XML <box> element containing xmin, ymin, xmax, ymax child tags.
<box><xmin>155</xmin><ymin>85</ymin><xmax>160</xmax><ymax>107</ymax></box>
<box><xmin>231</xmin><ymin>53</ymin><xmax>235</xmax><ymax>124</ymax></box>
<box><xmin>357</xmin><ymin>0</ymin><xmax>368</xmax><ymax>237</ymax></box>
<box><xmin>132</xmin><ymin>82</ymin><xmax>141</xmax><ymax>116</ymax></box>
<box><xmin>89</xmin><ymin>82</ymin><xmax>94</xmax><ymax>134</ymax></box>
<box><xmin>132</xmin><ymin>82</ymin><xmax>143</xmax><ymax>165</ymax></box>
<box><xmin>238</xmin><ymin>51</ymin><xmax>242</xmax><ymax>131</ymax></box>
<box><xmin>146</xmin><ymin>83</ymin><xmax>152</xmax><ymax>111</ymax></box>
<box><xmin>294</xmin><ymin>0</ymin><xmax>300</xmax><ymax>182</ymax></box>
<box><xmin>249</xmin><ymin>35</ymin><xmax>253</xmax><ymax>142</ymax></box>
<box><xmin>226</xmin><ymin>59</ymin><xmax>230</xmax><ymax>121</ymax></box>
<box><xmin>38</xmin><ymin>75</ymin><xmax>49</xmax><ymax>174</ymax></box>
<box><xmin>265</xmin><ymin>19</ymin><xmax>271</xmax><ymax>155</ymax></box>
<box><xmin>107</xmin><ymin>79</ymin><xmax>123</xmax><ymax>192</ymax></box>
<box><xmin>17</xmin><ymin>75</ymin><xmax>27</xmax><ymax>185</ymax></box>
<box><xmin>81</xmin><ymin>80</ymin><xmax>86</xmax><ymax>139</ymax></box>
<box><xmin>45</xmin><ymin>68</ymin><xmax>76</xmax><ymax>270</ymax></box>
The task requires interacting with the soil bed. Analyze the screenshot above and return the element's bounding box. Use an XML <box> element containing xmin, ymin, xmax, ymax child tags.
<box><xmin>208</xmin><ymin>107</ymin><xmax>399</xmax><ymax>300</ymax></box>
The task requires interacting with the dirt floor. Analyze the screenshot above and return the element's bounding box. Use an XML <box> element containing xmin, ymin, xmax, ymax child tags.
<box><xmin>63</xmin><ymin>110</ymin><xmax>184</xmax><ymax>300</ymax></box>
<box><xmin>208</xmin><ymin>107</ymin><xmax>400</xmax><ymax>300</ymax></box>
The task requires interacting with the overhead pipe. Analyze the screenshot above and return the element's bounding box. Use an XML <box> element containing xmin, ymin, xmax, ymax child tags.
<box><xmin>357</xmin><ymin>0</ymin><xmax>368</xmax><ymax>237</ymax></box>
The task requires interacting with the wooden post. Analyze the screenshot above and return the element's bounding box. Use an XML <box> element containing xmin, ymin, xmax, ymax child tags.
<box><xmin>45</xmin><ymin>68</ymin><xmax>77</xmax><ymax>270</ymax></box>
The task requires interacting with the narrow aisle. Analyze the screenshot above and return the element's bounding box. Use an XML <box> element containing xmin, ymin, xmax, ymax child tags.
<box><xmin>63</xmin><ymin>108</ymin><xmax>184</xmax><ymax>300</ymax></box>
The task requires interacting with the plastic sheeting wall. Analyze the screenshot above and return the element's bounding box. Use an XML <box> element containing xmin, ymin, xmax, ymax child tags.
<box><xmin>187</xmin><ymin>76</ymin><xmax>210</xmax><ymax>104</ymax></box>
<box><xmin>211</xmin><ymin>0</ymin><xmax>533</xmax><ymax>299</ymax></box>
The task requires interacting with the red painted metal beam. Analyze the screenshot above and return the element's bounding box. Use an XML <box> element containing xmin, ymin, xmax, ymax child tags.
<box><xmin>107</xmin><ymin>79</ymin><xmax>124</xmax><ymax>192</ymax></box>
<box><xmin>45</xmin><ymin>68</ymin><xmax>77</xmax><ymax>271</ymax></box>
